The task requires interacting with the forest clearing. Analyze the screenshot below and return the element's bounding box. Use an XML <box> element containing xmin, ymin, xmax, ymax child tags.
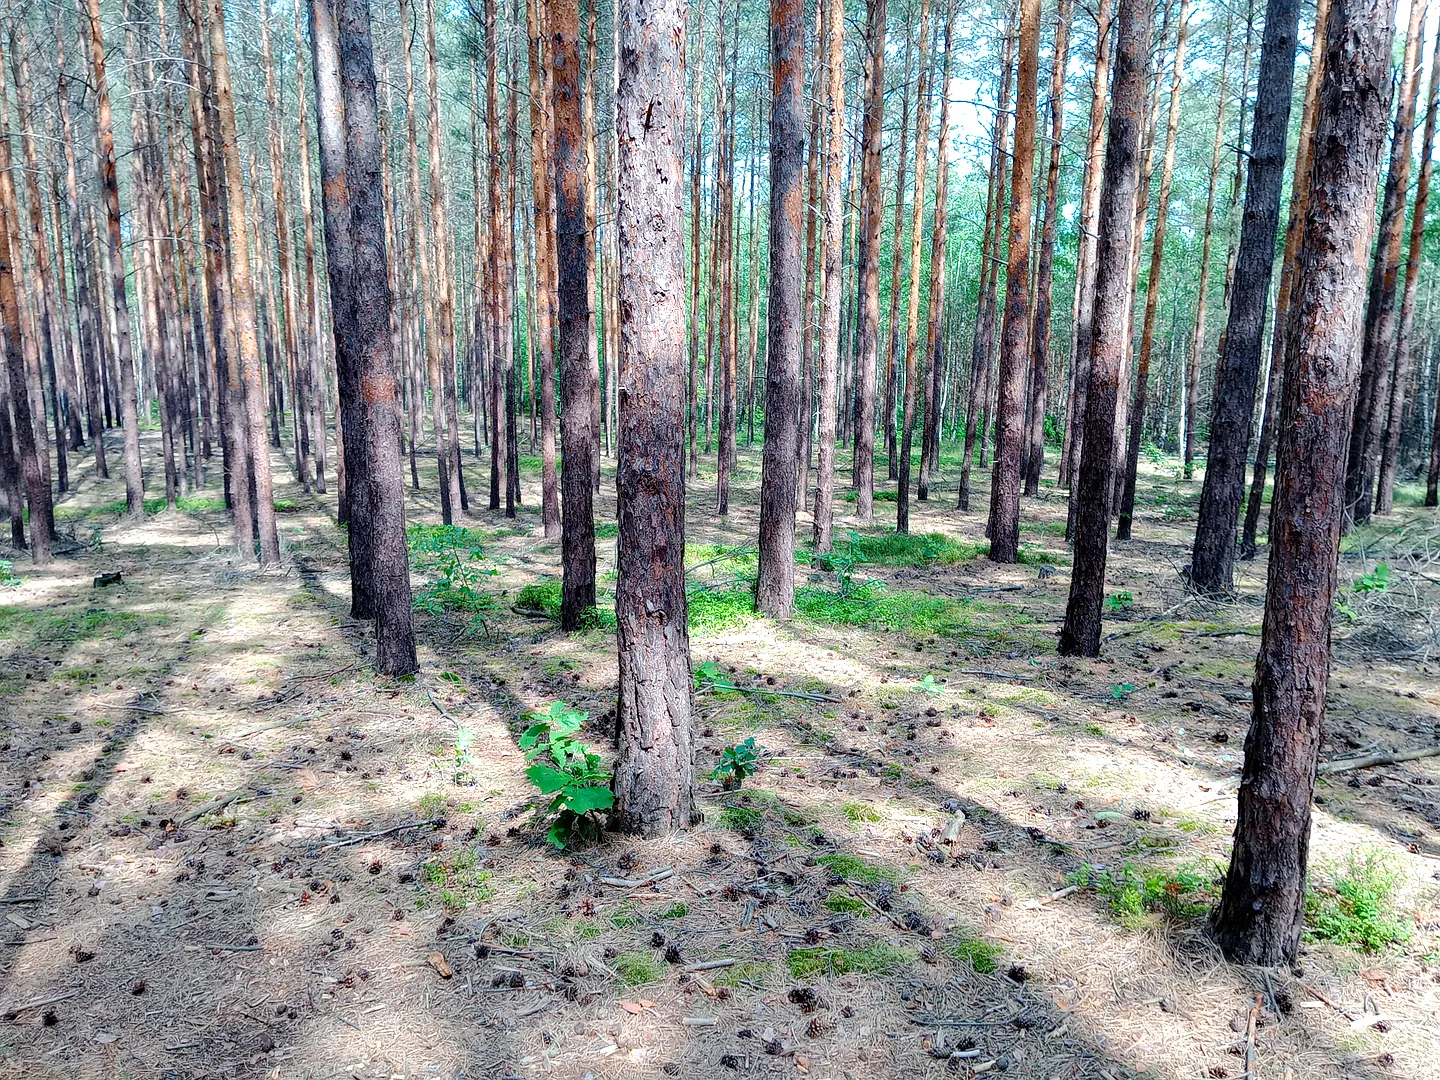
<box><xmin>2</xmin><ymin>0</ymin><xmax>1440</xmax><ymax>1075</ymax></box>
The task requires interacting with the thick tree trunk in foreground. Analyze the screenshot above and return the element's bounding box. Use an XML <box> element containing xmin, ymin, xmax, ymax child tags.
<box><xmin>756</xmin><ymin>0</ymin><xmax>806</xmax><ymax>618</ymax></box>
<box><xmin>1024</xmin><ymin>0</ymin><xmax>1072</xmax><ymax>496</ymax></box>
<box><xmin>1189</xmin><ymin>0</ymin><xmax>1302</xmax><ymax>594</ymax></box>
<box><xmin>1058</xmin><ymin>0</ymin><xmax>1150</xmax><ymax>657</ymax></box>
<box><xmin>987</xmin><ymin>0</ymin><xmax>1040</xmax><ymax>562</ymax></box>
<box><xmin>552</xmin><ymin>0</ymin><xmax>598</xmax><ymax>629</ymax></box>
<box><xmin>813</xmin><ymin>0</ymin><xmax>846</xmax><ymax>551</ymax></box>
<box><xmin>1117</xmin><ymin>0</ymin><xmax>1190</xmax><ymax>540</ymax></box>
<box><xmin>313</xmin><ymin>0</ymin><xmax>418</xmax><ymax>674</ymax></box>
<box><xmin>1240</xmin><ymin>0</ymin><xmax>1332</xmax><ymax>556</ymax></box>
<box><xmin>612</xmin><ymin>0</ymin><xmax>695</xmax><ymax>836</ymax></box>
<box><xmin>87</xmin><ymin>0</ymin><xmax>145</xmax><ymax>518</ymax></box>
<box><xmin>1214</xmin><ymin>0</ymin><xmax>1394</xmax><ymax>963</ymax></box>
<box><xmin>896</xmin><ymin>0</ymin><xmax>932</xmax><ymax>533</ymax></box>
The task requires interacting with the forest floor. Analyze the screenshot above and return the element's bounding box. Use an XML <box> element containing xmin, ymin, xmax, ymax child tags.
<box><xmin>1</xmin><ymin>431</ymin><xmax>1439</xmax><ymax>1080</ymax></box>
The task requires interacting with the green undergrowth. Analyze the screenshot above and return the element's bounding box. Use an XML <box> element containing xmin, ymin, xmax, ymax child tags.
<box><xmin>949</xmin><ymin>933</ymin><xmax>1004</xmax><ymax>974</ymax></box>
<box><xmin>513</xmin><ymin>580</ymin><xmax>616</xmax><ymax>630</ymax></box>
<box><xmin>1068</xmin><ymin>861</ymin><xmax>1217</xmax><ymax>930</ymax></box>
<box><xmin>786</xmin><ymin>943</ymin><xmax>914</xmax><ymax>978</ymax></box>
<box><xmin>817</xmin><ymin>852</ymin><xmax>897</xmax><ymax>886</ymax></box>
<box><xmin>0</xmin><ymin>605</ymin><xmax>169</xmax><ymax>643</ymax></box>
<box><xmin>56</xmin><ymin>494</ymin><xmax>297</xmax><ymax>520</ymax></box>
<box><xmin>1304</xmin><ymin>849</ymin><xmax>1411</xmax><ymax>952</ymax></box>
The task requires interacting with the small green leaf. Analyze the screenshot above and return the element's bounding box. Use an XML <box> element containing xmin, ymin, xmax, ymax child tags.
<box><xmin>563</xmin><ymin>785</ymin><xmax>614</xmax><ymax>814</ymax></box>
<box><xmin>526</xmin><ymin>764</ymin><xmax>570</xmax><ymax>794</ymax></box>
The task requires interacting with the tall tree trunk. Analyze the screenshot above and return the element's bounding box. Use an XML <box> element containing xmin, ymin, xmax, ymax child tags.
<box><xmin>896</xmin><ymin>0</ymin><xmax>932</xmax><ymax>533</ymax></box>
<box><xmin>959</xmin><ymin>20</ymin><xmax>1014</xmax><ymax>511</ymax></box>
<box><xmin>1116</xmin><ymin>0</ymin><xmax>1191</xmax><ymax>540</ymax></box>
<box><xmin>1376</xmin><ymin>16</ymin><xmax>1440</xmax><ymax>515</ymax></box>
<box><xmin>851</xmin><ymin>0</ymin><xmax>887</xmax><ymax>521</ymax></box>
<box><xmin>813</xmin><ymin>0</ymin><xmax>847</xmax><ymax>549</ymax></box>
<box><xmin>311</xmin><ymin>0</ymin><xmax>418</xmax><ymax>673</ymax></box>
<box><xmin>1057</xmin><ymin>0</ymin><xmax>1150</xmax><ymax>656</ymax></box>
<box><xmin>612</xmin><ymin>0</ymin><xmax>695</xmax><ymax>836</ymax></box>
<box><xmin>208</xmin><ymin>0</ymin><xmax>280</xmax><ymax>563</ymax></box>
<box><xmin>552</xmin><ymin>0</ymin><xmax>598</xmax><ymax>629</ymax></box>
<box><xmin>86</xmin><ymin>0</ymin><xmax>146</xmax><ymax>517</ymax></box>
<box><xmin>883</xmin><ymin>28</ymin><xmax>913</xmax><ymax>484</ymax></box>
<box><xmin>1058</xmin><ymin>0</ymin><xmax>1112</xmax><ymax>494</ymax></box>
<box><xmin>1182</xmin><ymin>19</ymin><xmax>1232</xmax><ymax>480</ymax></box>
<box><xmin>1023</xmin><ymin>0</ymin><xmax>1072</xmax><ymax>496</ymax></box>
<box><xmin>295</xmin><ymin>0</ymin><xmax>327</xmax><ymax>493</ymax></box>
<box><xmin>1346</xmin><ymin>0</ymin><xmax>1426</xmax><ymax>526</ymax></box>
<box><xmin>1214</xmin><ymin>0</ymin><xmax>1394</xmax><ymax>963</ymax></box>
<box><xmin>799</xmin><ymin>3</ymin><xmax>822</xmax><ymax>502</ymax></box>
<box><xmin>987</xmin><ymin>0</ymin><xmax>1040</xmax><ymax>562</ymax></box>
<box><xmin>687</xmin><ymin>1</ymin><xmax>707</xmax><ymax>479</ymax></box>
<box><xmin>920</xmin><ymin>6</ymin><xmax>956</xmax><ymax>504</ymax></box>
<box><xmin>715</xmin><ymin>8</ymin><xmax>737</xmax><ymax>515</ymax></box>
<box><xmin>756</xmin><ymin>0</ymin><xmax>805</xmax><ymax>618</ymax></box>
<box><xmin>1239</xmin><ymin>0</ymin><xmax>1332</xmax><ymax>554</ymax></box>
<box><xmin>1189</xmin><ymin>0</ymin><xmax>1302</xmax><ymax>594</ymax></box>
<box><xmin>527</xmin><ymin>0</ymin><xmax>561</xmax><ymax>536</ymax></box>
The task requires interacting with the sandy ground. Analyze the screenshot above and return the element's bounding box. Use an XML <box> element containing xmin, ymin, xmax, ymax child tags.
<box><xmin>0</xmin><ymin>428</ymin><xmax>1437</xmax><ymax>1080</ymax></box>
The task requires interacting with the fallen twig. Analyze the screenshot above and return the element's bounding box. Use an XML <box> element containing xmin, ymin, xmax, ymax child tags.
<box><xmin>955</xmin><ymin>669</ymin><xmax>1037</xmax><ymax>682</ymax></box>
<box><xmin>180</xmin><ymin>789</ymin><xmax>260</xmax><ymax>825</ymax></box>
<box><xmin>683</xmin><ymin>958</ymin><xmax>738</xmax><ymax>972</ymax></box>
<box><xmin>599</xmin><ymin>867</ymin><xmax>675</xmax><ymax>888</ymax></box>
<box><xmin>289</xmin><ymin>662</ymin><xmax>358</xmax><ymax>683</ymax></box>
<box><xmin>1317</xmin><ymin>746</ymin><xmax>1440</xmax><ymax>774</ymax></box>
<box><xmin>698</xmin><ymin>682</ymin><xmax>842</xmax><ymax>703</ymax></box>
<box><xmin>316</xmin><ymin>817</ymin><xmax>445</xmax><ymax>853</ymax></box>
<box><xmin>2</xmin><ymin>989</ymin><xmax>79</xmax><ymax>1017</ymax></box>
<box><xmin>0</xmin><ymin>895</ymin><xmax>40</xmax><ymax>905</ymax></box>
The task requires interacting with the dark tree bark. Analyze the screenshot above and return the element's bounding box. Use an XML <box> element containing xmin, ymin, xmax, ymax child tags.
<box><xmin>1189</xmin><ymin>0</ymin><xmax>1302</xmax><ymax>594</ymax></box>
<box><xmin>1214</xmin><ymin>0</ymin><xmax>1394</xmax><ymax>963</ymax></box>
<box><xmin>311</xmin><ymin>0</ymin><xmax>419</xmax><ymax>674</ymax></box>
<box><xmin>896</xmin><ymin>0</ymin><xmax>932</xmax><ymax>533</ymax></box>
<box><xmin>851</xmin><ymin>0</ymin><xmax>887</xmax><ymax>521</ymax></box>
<box><xmin>756</xmin><ymin>0</ymin><xmax>805</xmax><ymax>618</ymax></box>
<box><xmin>1023</xmin><ymin>0</ymin><xmax>1072</xmax><ymax>496</ymax></box>
<box><xmin>1346</xmin><ymin>0</ymin><xmax>1425</xmax><ymax>526</ymax></box>
<box><xmin>551</xmin><ymin>0</ymin><xmax>598</xmax><ymax>630</ymax></box>
<box><xmin>987</xmin><ymin>0</ymin><xmax>1040</xmax><ymax>562</ymax></box>
<box><xmin>527</xmin><ymin>0</ymin><xmax>561</xmax><ymax>536</ymax></box>
<box><xmin>1058</xmin><ymin>0</ymin><xmax>1150</xmax><ymax>657</ymax></box>
<box><xmin>799</xmin><ymin>4</ymin><xmax>821</xmax><ymax>502</ymax></box>
<box><xmin>1240</xmin><ymin>0</ymin><xmax>1332</xmax><ymax>556</ymax></box>
<box><xmin>612</xmin><ymin>0</ymin><xmax>696</xmax><ymax>836</ymax></box>
<box><xmin>1117</xmin><ymin>0</ymin><xmax>1190</xmax><ymax>541</ymax></box>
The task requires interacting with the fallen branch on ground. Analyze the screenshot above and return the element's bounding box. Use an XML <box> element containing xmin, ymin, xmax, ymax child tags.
<box><xmin>316</xmin><ymin>818</ymin><xmax>445</xmax><ymax>853</ymax></box>
<box><xmin>1317</xmin><ymin>746</ymin><xmax>1440</xmax><ymax>774</ymax></box>
<box><xmin>598</xmin><ymin>867</ymin><xmax>674</xmax><ymax>888</ymax></box>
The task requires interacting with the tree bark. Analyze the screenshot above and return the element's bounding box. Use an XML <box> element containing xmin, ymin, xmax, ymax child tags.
<box><xmin>527</xmin><ymin>0</ymin><xmax>561</xmax><ymax>535</ymax></box>
<box><xmin>1058</xmin><ymin>0</ymin><xmax>1150</xmax><ymax>657</ymax></box>
<box><xmin>896</xmin><ymin>0</ymin><xmax>932</xmax><ymax>533</ymax></box>
<box><xmin>1214</xmin><ymin>0</ymin><xmax>1394</xmax><ymax>963</ymax></box>
<box><xmin>551</xmin><ymin>0</ymin><xmax>597</xmax><ymax>629</ymax></box>
<box><xmin>612</xmin><ymin>0</ymin><xmax>695</xmax><ymax>836</ymax></box>
<box><xmin>1189</xmin><ymin>0</ymin><xmax>1302</xmax><ymax>594</ymax></box>
<box><xmin>987</xmin><ymin>0</ymin><xmax>1040</xmax><ymax>562</ymax></box>
<box><xmin>919</xmin><ymin>7</ymin><xmax>956</xmax><ymax>505</ymax></box>
<box><xmin>812</xmin><ymin>0</ymin><xmax>846</xmax><ymax>550</ymax></box>
<box><xmin>756</xmin><ymin>0</ymin><xmax>805</xmax><ymax>618</ymax></box>
<box><xmin>1023</xmin><ymin>0</ymin><xmax>1072</xmax><ymax>496</ymax></box>
<box><xmin>883</xmin><ymin>28</ymin><xmax>913</xmax><ymax>485</ymax></box>
<box><xmin>1116</xmin><ymin>0</ymin><xmax>1190</xmax><ymax>540</ymax></box>
<box><xmin>851</xmin><ymin>0</ymin><xmax>887</xmax><ymax>521</ymax></box>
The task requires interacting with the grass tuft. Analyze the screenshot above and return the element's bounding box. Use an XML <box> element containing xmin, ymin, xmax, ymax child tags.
<box><xmin>786</xmin><ymin>943</ymin><xmax>914</xmax><ymax>978</ymax></box>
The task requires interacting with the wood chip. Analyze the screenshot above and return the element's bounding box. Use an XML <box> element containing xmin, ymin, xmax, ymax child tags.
<box><xmin>426</xmin><ymin>951</ymin><xmax>453</xmax><ymax>978</ymax></box>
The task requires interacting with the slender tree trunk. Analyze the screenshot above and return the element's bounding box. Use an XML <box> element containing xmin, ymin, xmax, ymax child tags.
<box><xmin>896</xmin><ymin>0</ymin><xmax>932</xmax><ymax>533</ymax></box>
<box><xmin>919</xmin><ymin>7</ymin><xmax>956</xmax><ymax>504</ymax></box>
<box><xmin>1058</xmin><ymin>0</ymin><xmax>1150</xmax><ymax>657</ymax></box>
<box><xmin>1189</xmin><ymin>0</ymin><xmax>1302</xmax><ymax>594</ymax></box>
<box><xmin>295</xmin><ymin>0</ymin><xmax>327</xmax><ymax>494</ymax></box>
<box><xmin>813</xmin><ymin>0</ymin><xmax>847</xmax><ymax>550</ymax></box>
<box><xmin>687</xmin><ymin>2</ymin><xmax>707</xmax><ymax>479</ymax></box>
<box><xmin>756</xmin><ymin>0</ymin><xmax>805</xmax><ymax>617</ymax></box>
<box><xmin>86</xmin><ymin>0</ymin><xmax>146</xmax><ymax>517</ymax></box>
<box><xmin>527</xmin><ymin>0</ymin><xmax>561</xmax><ymax>536</ymax></box>
<box><xmin>613</xmin><ymin>0</ymin><xmax>695</xmax><ymax>836</ymax></box>
<box><xmin>1214</xmin><ymin>0</ymin><xmax>1394</xmax><ymax>963</ymax></box>
<box><xmin>715</xmin><ymin>8</ymin><xmax>737</xmax><ymax>515</ymax></box>
<box><xmin>851</xmin><ymin>0</ymin><xmax>887</xmax><ymax>521</ymax></box>
<box><xmin>799</xmin><ymin>5</ymin><xmax>822</xmax><ymax>503</ymax></box>
<box><xmin>987</xmin><ymin>0</ymin><xmax>1040</xmax><ymax>562</ymax></box>
<box><xmin>1376</xmin><ymin>16</ymin><xmax>1440</xmax><ymax>515</ymax></box>
<box><xmin>583</xmin><ymin>0</ymin><xmax>602</xmax><ymax>484</ymax></box>
<box><xmin>1023</xmin><ymin>0</ymin><xmax>1072</xmax><ymax>495</ymax></box>
<box><xmin>1346</xmin><ymin>0</ymin><xmax>1426</xmax><ymax>526</ymax></box>
<box><xmin>1183</xmin><ymin>20</ymin><xmax>1232</xmax><ymax>480</ymax></box>
<box><xmin>883</xmin><ymin>28</ymin><xmax>913</xmax><ymax>484</ymax></box>
<box><xmin>1116</xmin><ymin>0</ymin><xmax>1191</xmax><ymax>540</ymax></box>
